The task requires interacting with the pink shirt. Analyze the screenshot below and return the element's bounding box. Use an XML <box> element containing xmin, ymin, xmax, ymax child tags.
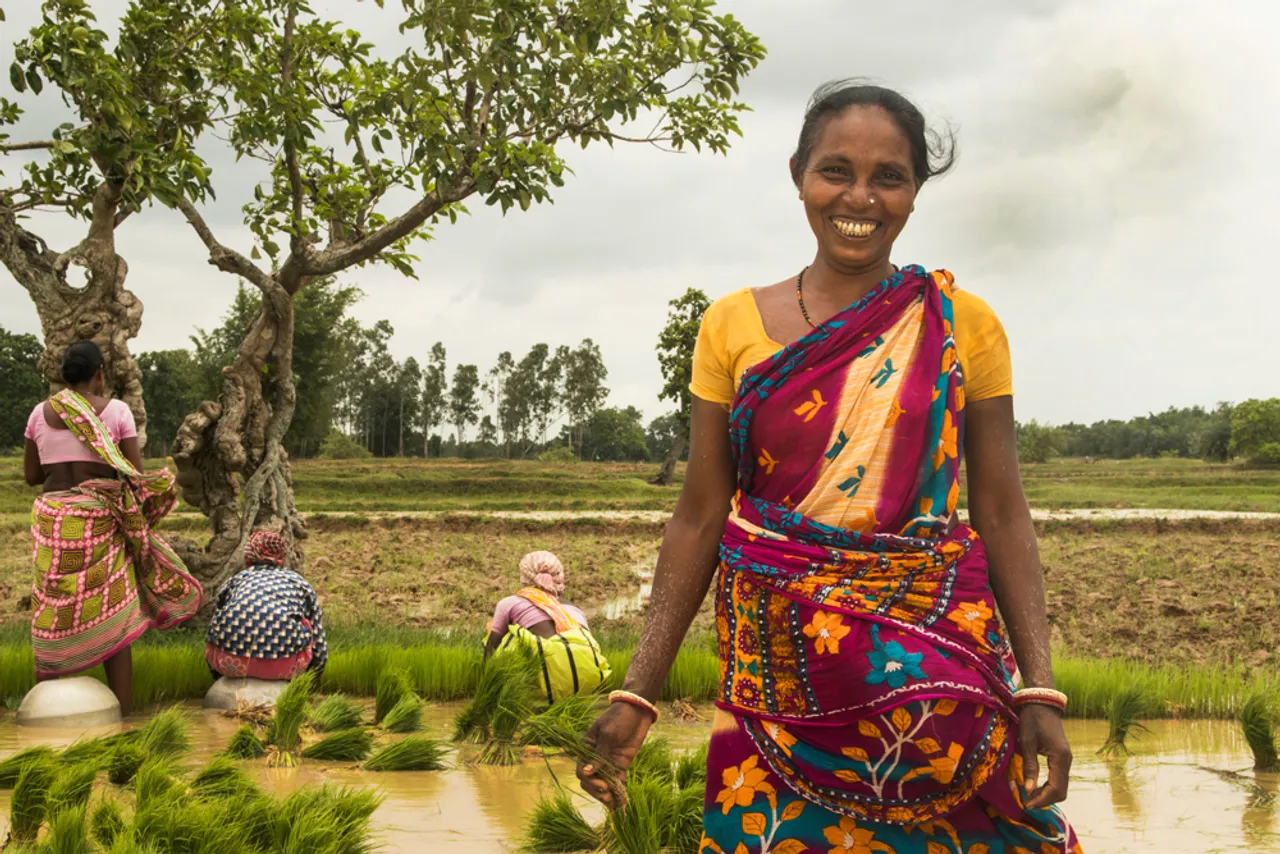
<box><xmin>491</xmin><ymin>595</ymin><xmax>588</xmax><ymax>634</ymax></box>
<box><xmin>24</xmin><ymin>400</ymin><xmax>136</xmax><ymax>465</ymax></box>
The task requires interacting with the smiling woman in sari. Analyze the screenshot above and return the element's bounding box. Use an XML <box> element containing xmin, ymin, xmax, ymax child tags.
<box><xmin>576</xmin><ymin>82</ymin><xmax>1081</xmax><ymax>854</ymax></box>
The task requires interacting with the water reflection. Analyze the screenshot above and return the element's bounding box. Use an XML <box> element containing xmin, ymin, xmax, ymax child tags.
<box><xmin>1104</xmin><ymin>760</ymin><xmax>1143</xmax><ymax>828</ymax></box>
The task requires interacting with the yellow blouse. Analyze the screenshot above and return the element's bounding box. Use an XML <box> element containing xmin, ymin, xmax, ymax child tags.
<box><xmin>690</xmin><ymin>286</ymin><xmax>1013</xmax><ymax>405</ymax></box>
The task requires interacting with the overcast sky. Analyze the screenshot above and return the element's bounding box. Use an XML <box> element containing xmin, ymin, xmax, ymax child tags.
<box><xmin>3</xmin><ymin>0</ymin><xmax>1278</xmax><ymax>427</ymax></box>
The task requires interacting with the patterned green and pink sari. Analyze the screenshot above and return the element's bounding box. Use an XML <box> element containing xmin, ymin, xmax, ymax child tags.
<box><xmin>701</xmin><ymin>266</ymin><xmax>1081</xmax><ymax>854</ymax></box>
<box><xmin>30</xmin><ymin>390</ymin><xmax>202</xmax><ymax>679</ymax></box>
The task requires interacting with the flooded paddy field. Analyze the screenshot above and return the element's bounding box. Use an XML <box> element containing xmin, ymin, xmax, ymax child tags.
<box><xmin>0</xmin><ymin>702</ymin><xmax>1272</xmax><ymax>853</ymax></box>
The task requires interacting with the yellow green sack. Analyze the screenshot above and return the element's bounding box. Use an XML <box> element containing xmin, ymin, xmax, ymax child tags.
<box><xmin>495</xmin><ymin>624</ymin><xmax>612</xmax><ymax>702</ymax></box>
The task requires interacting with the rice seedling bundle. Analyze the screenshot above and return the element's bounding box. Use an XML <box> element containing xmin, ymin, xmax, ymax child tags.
<box><xmin>191</xmin><ymin>756</ymin><xmax>259</xmax><ymax>800</ymax></box>
<box><xmin>522</xmin><ymin>695</ymin><xmax>600</xmax><ymax>746</ymax></box>
<box><xmin>381</xmin><ymin>693</ymin><xmax>424</xmax><ymax>734</ymax></box>
<box><xmin>132</xmin><ymin>758</ymin><xmax>180</xmax><ymax>812</ymax></box>
<box><xmin>268</xmin><ymin>672</ymin><xmax>315</xmax><ymax>757</ymax></box>
<box><xmin>628</xmin><ymin>738</ymin><xmax>674</xmax><ymax>786</ymax></box>
<box><xmin>41</xmin><ymin>804</ymin><xmax>90</xmax><ymax>854</ymax></box>
<box><xmin>47</xmin><ymin>762</ymin><xmax>99</xmax><ymax>816</ymax></box>
<box><xmin>520</xmin><ymin>717</ymin><xmax>626</xmax><ymax>806</ymax></box>
<box><xmin>224</xmin><ymin>725</ymin><xmax>268</xmax><ymax>760</ymax></box>
<box><xmin>301</xmin><ymin>728</ymin><xmax>374</xmax><ymax>762</ymax></box>
<box><xmin>663</xmin><ymin>785</ymin><xmax>704</xmax><ymax>854</ymax></box>
<box><xmin>273</xmin><ymin>785</ymin><xmax>383</xmax><ymax>854</ymax></box>
<box><xmin>453</xmin><ymin>647</ymin><xmax>539</xmax><ymax>744</ymax></box>
<box><xmin>520</xmin><ymin>791</ymin><xmax>601</xmax><ymax>853</ymax></box>
<box><xmin>10</xmin><ymin>757</ymin><xmax>56</xmax><ymax>843</ymax></box>
<box><xmin>602</xmin><ymin>778</ymin><xmax>672</xmax><ymax>854</ymax></box>
<box><xmin>374</xmin><ymin>666</ymin><xmax>413</xmax><ymax>725</ymax></box>
<box><xmin>90</xmin><ymin>798</ymin><xmax>127</xmax><ymax>849</ymax></box>
<box><xmin>363</xmin><ymin>736</ymin><xmax>450</xmax><ymax>772</ymax></box>
<box><xmin>1098</xmin><ymin>687</ymin><xmax>1152</xmax><ymax>758</ymax></box>
<box><xmin>58</xmin><ymin>737</ymin><xmax>114</xmax><ymax>769</ymax></box>
<box><xmin>311</xmin><ymin>694</ymin><xmax>364</xmax><ymax>732</ymax></box>
<box><xmin>136</xmin><ymin>707</ymin><xmax>191</xmax><ymax>756</ymax></box>
<box><xmin>0</xmin><ymin>745</ymin><xmax>56</xmax><ymax>789</ymax></box>
<box><xmin>1240</xmin><ymin>693</ymin><xmax>1280</xmax><ymax>772</ymax></box>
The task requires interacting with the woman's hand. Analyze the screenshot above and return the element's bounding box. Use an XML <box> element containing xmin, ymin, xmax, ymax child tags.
<box><xmin>576</xmin><ymin>702</ymin><xmax>655</xmax><ymax>810</ymax></box>
<box><xmin>1019</xmin><ymin>704</ymin><xmax>1072</xmax><ymax>810</ymax></box>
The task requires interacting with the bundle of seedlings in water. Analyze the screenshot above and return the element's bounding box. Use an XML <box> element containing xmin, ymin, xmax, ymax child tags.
<box><xmin>108</xmin><ymin>742</ymin><xmax>149</xmax><ymax>786</ymax></box>
<box><xmin>301</xmin><ymin>728</ymin><xmax>374</xmax><ymax>762</ymax></box>
<box><xmin>453</xmin><ymin>647</ymin><xmax>540</xmax><ymax>744</ymax></box>
<box><xmin>46</xmin><ymin>762</ymin><xmax>99</xmax><ymax>817</ymax></box>
<box><xmin>136</xmin><ymin>706</ymin><xmax>192</xmax><ymax>756</ymax></box>
<box><xmin>627</xmin><ymin>738</ymin><xmax>674</xmax><ymax>786</ymax></box>
<box><xmin>133</xmin><ymin>757</ymin><xmax>181</xmax><ymax>811</ymax></box>
<box><xmin>57</xmin><ymin>736</ymin><xmax>115</xmax><ymax>769</ymax></box>
<box><xmin>602</xmin><ymin>777</ymin><xmax>675</xmax><ymax>854</ymax></box>
<box><xmin>224</xmin><ymin>725</ymin><xmax>268</xmax><ymax>760</ymax></box>
<box><xmin>674</xmin><ymin>743</ymin><xmax>709</xmax><ymax>792</ymax></box>
<box><xmin>381</xmin><ymin>693</ymin><xmax>425</xmax><ymax>734</ymax></box>
<box><xmin>522</xmin><ymin>695</ymin><xmax>601</xmax><ymax>746</ymax></box>
<box><xmin>90</xmin><ymin>798</ymin><xmax>127</xmax><ymax>849</ymax></box>
<box><xmin>9</xmin><ymin>757</ymin><xmax>56</xmax><ymax>844</ymax></box>
<box><xmin>191</xmin><ymin>756</ymin><xmax>260</xmax><ymax>800</ymax></box>
<box><xmin>41</xmin><ymin>803</ymin><xmax>90</xmax><ymax>854</ymax></box>
<box><xmin>521</xmin><ymin>790</ymin><xmax>602</xmax><ymax>853</ymax></box>
<box><xmin>0</xmin><ymin>745</ymin><xmax>55</xmax><ymax>789</ymax></box>
<box><xmin>1098</xmin><ymin>687</ymin><xmax>1152</xmax><ymax>758</ymax></box>
<box><xmin>521</xmin><ymin>717</ymin><xmax>627</xmax><ymax>806</ymax></box>
<box><xmin>477</xmin><ymin>695</ymin><xmax>532</xmax><ymax>766</ymax></box>
<box><xmin>1240</xmin><ymin>692</ymin><xmax>1280</xmax><ymax>772</ymax></box>
<box><xmin>374</xmin><ymin>667</ymin><xmax>414</xmax><ymax>725</ymax></box>
<box><xmin>246</xmin><ymin>783</ymin><xmax>382</xmax><ymax>853</ymax></box>
<box><xmin>311</xmin><ymin>694</ymin><xmax>364</xmax><ymax>732</ymax></box>
<box><xmin>267</xmin><ymin>672</ymin><xmax>314</xmax><ymax>766</ymax></box>
<box><xmin>363</xmin><ymin>736</ymin><xmax>450</xmax><ymax>772</ymax></box>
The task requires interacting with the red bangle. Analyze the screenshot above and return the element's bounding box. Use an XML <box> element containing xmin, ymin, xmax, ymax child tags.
<box><xmin>609</xmin><ymin>690</ymin><xmax>660</xmax><ymax>722</ymax></box>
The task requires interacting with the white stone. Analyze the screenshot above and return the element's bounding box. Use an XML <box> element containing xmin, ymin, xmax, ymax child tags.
<box><xmin>202</xmin><ymin>677</ymin><xmax>290</xmax><ymax>711</ymax></box>
<box><xmin>16</xmin><ymin>677</ymin><xmax>122</xmax><ymax>728</ymax></box>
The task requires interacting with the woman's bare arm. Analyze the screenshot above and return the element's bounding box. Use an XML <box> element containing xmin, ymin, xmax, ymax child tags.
<box><xmin>621</xmin><ymin>398</ymin><xmax>736</xmax><ymax>701</ymax></box>
<box><xmin>119</xmin><ymin>437</ymin><xmax>144</xmax><ymax>473</ymax></box>
<box><xmin>24</xmin><ymin>439</ymin><xmax>45</xmax><ymax>486</ymax></box>
<box><xmin>964</xmin><ymin>395</ymin><xmax>1070</xmax><ymax>809</ymax></box>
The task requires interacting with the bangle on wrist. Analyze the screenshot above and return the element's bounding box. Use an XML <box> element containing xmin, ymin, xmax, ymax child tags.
<box><xmin>609</xmin><ymin>690</ymin><xmax>660</xmax><ymax>722</ymax></box>
<box><xmin>1012</xmin><ymin>687</ymin><xmax>1068</xmax><ymax>714</ymax></box>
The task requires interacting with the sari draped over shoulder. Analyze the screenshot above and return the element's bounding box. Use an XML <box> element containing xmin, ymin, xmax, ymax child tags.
<box><xmin>29</xmin><ymin>390</ymin><xmax>202</xmax><ymax>679</ymax></box>
<box><xmin>702</xmin><ymin>266</ymin><xmax>1081</xmax><ymax>854</ymax></box>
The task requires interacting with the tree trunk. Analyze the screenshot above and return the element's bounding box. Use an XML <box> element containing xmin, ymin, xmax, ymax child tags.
<box><xmin>397</xmin><ymin>393</ymin><xmax>404</xmax><ymax>457</ymax></box>
<box><xmin>0</xmin><ymin>191</ymin><xmax>149</xmax><ymax>448</ymax></box>
<box><xmin>171</xmin><ymin>283</ymin><xmax>304</xmax><ymax>618</ymax></box>
<box><xmin>650</xmin><ymin>429</ymin><xmax>686</xmax><ymax>486</ymax></box>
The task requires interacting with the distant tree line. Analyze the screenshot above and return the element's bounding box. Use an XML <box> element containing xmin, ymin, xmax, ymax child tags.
<box><xmin>4</xmin><ymin>292</ymin><xmax>1277</xmax><ymax>467</ymax></box>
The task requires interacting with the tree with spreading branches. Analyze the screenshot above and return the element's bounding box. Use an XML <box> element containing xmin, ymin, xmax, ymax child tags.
<box><xmin>652</xmin><ymin>287</ymin><xmax>710</xmax><ymax>485</ymax></box>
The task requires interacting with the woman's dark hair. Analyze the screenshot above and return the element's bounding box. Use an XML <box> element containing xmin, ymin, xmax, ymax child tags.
<box><xmin>61</xmin><ymin>340</ymin><xmax>105</xmax><ymax>386</ymax></box>
<box><xmin>791</xmin><ymin>80</ymin><xmax>956</xmax><ymax>186</ymax></box>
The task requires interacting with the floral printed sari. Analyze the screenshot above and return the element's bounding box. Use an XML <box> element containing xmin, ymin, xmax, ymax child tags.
<box><xmin>701</xmin><ymin>266</ymin><xmax>1080</xmax><ymax>854</ymax></box>
<box><xmin>30</xmin><ymin>390</ymin><xmax>202</xmax><ymax>679</ymax></box>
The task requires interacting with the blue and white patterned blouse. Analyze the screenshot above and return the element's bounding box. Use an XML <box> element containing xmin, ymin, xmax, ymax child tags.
<box><xmin>206</xmin><ymin>564</ymin><xmax>328</xmax><ymax>676</ymax></box>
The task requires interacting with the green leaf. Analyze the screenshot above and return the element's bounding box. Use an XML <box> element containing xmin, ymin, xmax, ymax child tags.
<box><xmin>25</xmin><ymin>69</ymin><xmax>41</xmax><ymax>96</ymax></box>
<box><xmin>9</xmin><ymin>64</ymin><xmax>25</xmax><ymax>94</ymax></box>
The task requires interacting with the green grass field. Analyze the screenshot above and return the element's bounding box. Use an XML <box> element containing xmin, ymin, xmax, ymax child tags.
<box><xmin>4</xmin><ymin>455</ymin><xmax>1280</xmax><ymax>516</ymax></box>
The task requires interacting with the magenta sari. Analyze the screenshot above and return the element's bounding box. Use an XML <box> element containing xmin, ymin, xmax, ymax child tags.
<box><xmin>700</xmin><ymin>266</ymin><xmax>1080</xmax><ymax>854</ymax></box>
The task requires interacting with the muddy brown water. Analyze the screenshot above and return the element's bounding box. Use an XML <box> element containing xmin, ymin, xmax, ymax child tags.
<box><xmin>0</xmin><ymin>704</ymin><xmax>1273</xmax><ymax>853</ymax></box>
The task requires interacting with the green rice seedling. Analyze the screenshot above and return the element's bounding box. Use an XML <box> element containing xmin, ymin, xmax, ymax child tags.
<box><xmin>47</xmin><ymin>763</ymin><xmax>99</xmax><ymax>816</ymax></box>
<box><xmin>41</xmin><ymin>804</ymin><xmax>90</xmax><ymax>854</ymax></box>
<box><xmin>130</xmin><ymin>644</ymin><xmax>215</xmax><ymax>708</ymax></box>
<box><xmin>454</xmin><ymin>647</ymin><xmax>539</xmax><ymax>743</ymax></box>
<box><xmin>136</xmin><ymin>706</ymin><xmax>191</xmax><ymax>756</ymax></box>
<box><xmin>190</xmin><ymin>755</ymin><xmax>259</xmax><ymax>800</ymax></box>
<box><xmin>628</xmin><ymin>737</ymin><xmax>674</xmax><ymax>786</ymax></box>
<box><xmin>374</xmin><ymin>666</ymin><xmax>413</xmax><ymax>725</ymax></box>
<box><xmin>521</xmin><ymin>717</ymin><xmax>627</xmax><ymax>806</ymax></box>
<box><xmin>1240</xmin><ymin>693</ymin><xmax>1280</xmax><ymax>772</ymax></box>
<box><xmin>268</xmin><ymin>672</ymin><xmax>315</xmax><ymax>763</ymax></box>
<box><xmin>0</xmin><ymin>644</ymin><xmax>35</xmax><ymax>703</ymax></box>
<box><xmin>107</xmin><ymin>743</ymin><xmax>148</xmax><ymax>786</ymax></box>
<box><xmin>133</xmin><ymin>787</ymin><xmax>250</xmax><ymax>854</ymax></box>
<box><xmin>301</xmin><ymin>729</ymin><xmax>374</xmax><ymax>762</ymax></box>
<box><xmin>381</xmin><ymin>693</ymin><xmax>424</xmax><ymax>734</ymax></box>
<box><xmin>57</xmin><ymin>737</ymin><xmax>114</xmax><ymax>769</ymax></box>
<box><xmin>1098</xmin><ymin>687</ymin><xmax>1152</xmax><ymax>758</ymax></box>
<box><xmin>520</xmin><ymin>791</ymin><xmax>601</xmax><ymax>853</ymax></box>
<box><xmin>522</xmin><ymin>695</ymin><xmax>600</xmax><ymax>746</ymax></box>
<box><xmin>278</xmin><ymin>785</ymin><xmax>383</xmax><ymax>854</ymax></box>
<box><xmin>0</xmin><ymin>745</ymin><xmax>56</xmax><ymax>789</ymax></box>
<box><xmin>133</xmin><ymin>757</ymin><xmax>180</xmax><ymax>812</ymax></box>
<box><xmin>224</xmin><ymin>725</ymin><xmax>267</xmax><ymax>760</ymax></box>
<box><xmin>10</xmin><ymin>757</ymin><xmax>57</xmax><ymax>844</ymax></box>
<box><xmin>674</xmin><ymin>742</ymin><xmax>709</xmax><ymax>792</ymax></box>
<box><xmin>90</xmin><ymin>798</ymin><xmax>127</xmax><ymax>850</ymax></box>
<box><xmin>363</xmin><ymin>736</ymin><xmax>450</xmax><ymax>772</ymax></box>
<box><xmin>311</xmin><ymin>694</ymin><xmax>364</xmax><ymax>732</ymax></box>
<box><xmin>602</xmin><ymin>778</ymin><xmax>672</xmax><ymax>854</ymax></box>
<box><xmin>663</xmin><ymin>785</ymin><xmax>704</xmax><ymax>854</ymax></box>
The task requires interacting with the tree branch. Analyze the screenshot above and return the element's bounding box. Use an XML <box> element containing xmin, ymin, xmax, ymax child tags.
<box><xmin>0</xmin><ymin>140</ymin><xmax>57</xmax><ymax>153</ymax></box>
<box><xmin>281</xmin><ymin>4</ymin><xmax>306</xmax><ymax>256</ymax></box>
<box><xmin>174</xmin><ymin>196</ymin><xmax>275</xmax><ymax>290</ymax></box>
<box><xmin>304</xmin><ymin>175</ymin><xmax>475</xmax><ymax>276</ymax></box>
